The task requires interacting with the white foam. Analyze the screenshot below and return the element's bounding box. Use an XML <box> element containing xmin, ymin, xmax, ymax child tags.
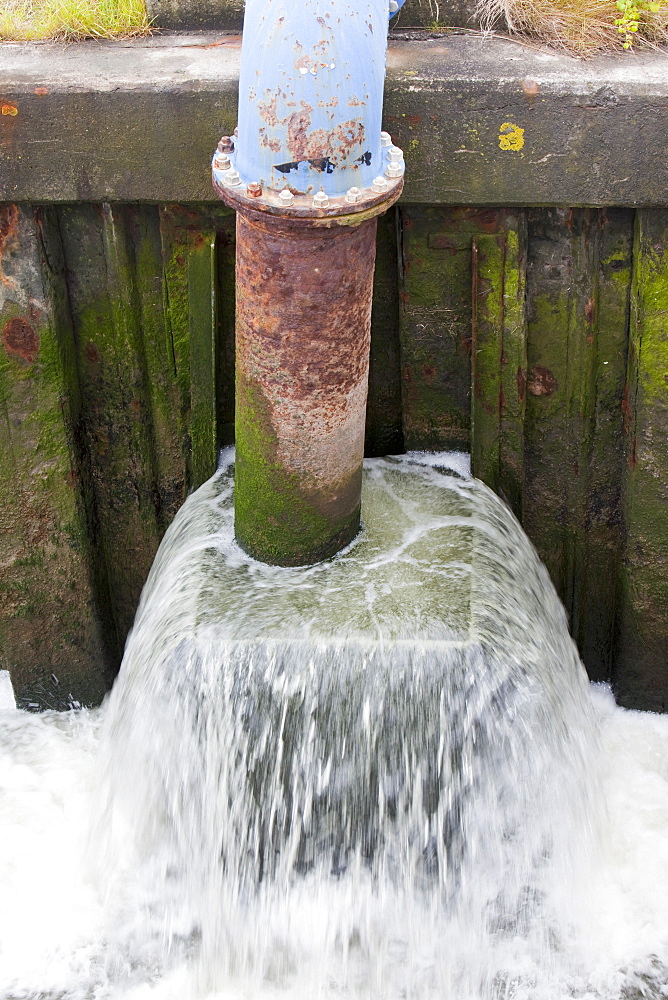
<box><xmin>0</xmin><ymin>686</ymin><xmax>666</xmax><ymax>999</ymax></box>
<box><xmin>0</xmin><ymin>458</ymin><xmax>666</xmax><ymax>1000</ymax></box>
<box><xmin>0</xmin><ymin>671</ymin><xmax>15</xmax><ymax>711</ymax></box>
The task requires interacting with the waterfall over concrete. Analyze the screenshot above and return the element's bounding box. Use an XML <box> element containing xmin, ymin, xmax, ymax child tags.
<box><xmin>0</xmin><ymin>453</ymin><xmax>667</xmax><ymax>1000</ymax></box>
<box><xmin>99</xmin><ymin>451</ymin><xmax>594</xmax><ymax>997</ymax></box>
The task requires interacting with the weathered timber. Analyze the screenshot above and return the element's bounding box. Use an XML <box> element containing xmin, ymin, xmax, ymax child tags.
<box><xmin>472</xmin><ymin>236</ymin><xmax>504</xmax><ymax>491</ymax></box>
<box><xmin>0</xmin><ymin>205</ymin><xmax>108</xmax><ymax>708</ymax></box>
<box><xmin>499</xmin><ymin>226</ymin><xmax>529</xmax><ymax>518</ymax></box>
<box><xmin>579</xmin><ymin>209</ymin><xmax>633</xmax><ymax>681</ymax></box>
<box><xmin>57</xmin><ymin>205</ymin><xmax>174</xmax><ymax>658</ymax></box>
<box><xmin>471</xmin><ymin>220</ymin><xmax>528</xmax><ymax>515</ymax></box>
<box><xmin>523</xmin><ymin>210</ymin><xmax>598</xmax><ymax>649</ymax></box>
<box><xmin>614</xmin><ymin>210</ymin><xmax>668</xmax><ymax>711</ymax></box>
<box><xmin>1</xmin><ymin>198</ymin><xmax>668</xmax><ymax>709</ymax></box>
<box><xmin>366</xmin><ymin>208</ymin><xmax>404</xmax><ymax>458</ymax></box>
<box><xmin>159</xmin><ymin>203</ymin><xmax>235</xmax><ymax>486</ymax></box>
<box><xmin>215</xmin><ymin>220</ymin><xmax>237</xmax><ymax>449</ymax></box>
<box><xmin>1</xmin><ymin>36</ymin><xmax>667</xmax><ymax>207</ymax></box>
<box><xmin>399</xmin><ymin>207</ymin><xmax>521</xmax><ymax>451</ymax></box>
<box><xmin>188</xmin><ymin>230</ymin><xmax>218</xmax><ymax>489</ymax></box>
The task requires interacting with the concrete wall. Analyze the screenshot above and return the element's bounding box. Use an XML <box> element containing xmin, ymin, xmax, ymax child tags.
<box><xmin>1</xmin><ymin>34</ymin><xmax>667</xmax><ymax>711</ymax></box>
<box><xmin>143</xmin><ymin>0</ymin><xmax>480</xmax><ymax>31</ymax></box>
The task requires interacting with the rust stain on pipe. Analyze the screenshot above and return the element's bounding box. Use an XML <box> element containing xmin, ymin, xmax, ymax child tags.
<box><xmin>234</xmin><ymin>205</ymin><xmax>379</xmax><ymax>565</ymax></box>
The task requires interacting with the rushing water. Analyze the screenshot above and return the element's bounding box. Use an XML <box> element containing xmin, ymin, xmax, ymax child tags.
<box><xmin>1</xmin><ymin>452</ymin><xmax>667</xmax><ymax>1000</ymax></box>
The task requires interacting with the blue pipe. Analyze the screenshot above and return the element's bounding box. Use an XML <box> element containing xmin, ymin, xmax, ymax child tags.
<box><xmin>215</xmin><ymin>0</ymin><xmax>404</xmax><ymax>203</ymax></box>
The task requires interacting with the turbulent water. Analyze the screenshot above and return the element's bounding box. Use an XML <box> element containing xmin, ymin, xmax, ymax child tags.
<box><xmin>1</xmin><ymin>452</ymin><xmax>667</xmax><ymax>1000</ymax></box>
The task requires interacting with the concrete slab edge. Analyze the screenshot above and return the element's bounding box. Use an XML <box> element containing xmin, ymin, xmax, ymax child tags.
<box><xmin>0</xmin><ymin>34</ymin><xmax>666</xmax><ymax>205</ymax></box>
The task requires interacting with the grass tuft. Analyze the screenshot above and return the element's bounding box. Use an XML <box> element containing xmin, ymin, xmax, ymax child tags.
<box><xmin>475</xmin><ymin>0</ymin><xmax>668</xmax><ymax>51</ymax></box>
<box><xmin>0</xmin><ymin>0</ymin><xmax>150</xmax><ymax>41</ymax></box>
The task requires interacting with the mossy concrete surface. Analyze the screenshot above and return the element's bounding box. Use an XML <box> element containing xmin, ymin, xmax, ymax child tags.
<box><xmin>0</xmin><ymin>36</ymin><xmax>667</xmax><ymax>206</ymax></box>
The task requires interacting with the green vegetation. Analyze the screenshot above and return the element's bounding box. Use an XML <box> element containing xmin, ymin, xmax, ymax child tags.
<box><xmin>0</xmin><ymin>0</ymin><xmax>149</xmax><ymax>40</ymax></box>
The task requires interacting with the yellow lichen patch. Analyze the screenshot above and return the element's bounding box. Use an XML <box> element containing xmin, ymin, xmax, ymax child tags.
<box><xmin>1</xmin><ymin>104</ymin><xmax>18</xmax><ymax>115</ymax></box>
<box><xmin>0</xmin><ymin>0</ymin><xmax>149</xmax><ymax>41</ymax></box>
<box><xmin>499</xmin><ymin>122</ymin><xmax>525</xmax><ymax>151</ymax></box>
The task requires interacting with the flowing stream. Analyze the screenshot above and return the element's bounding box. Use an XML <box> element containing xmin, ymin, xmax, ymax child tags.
<box><xmin>1</xmin><ymin>452</ymin><xmax>667</xmax><ymax>1000</ymax></box>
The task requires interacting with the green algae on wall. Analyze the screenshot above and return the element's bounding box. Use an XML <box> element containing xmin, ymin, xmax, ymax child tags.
<box><xmin>0</xmin><ymin>205</ymin><xmax>108</xmax><ymax>708</ymax></box>
<box><xmin>523</xmin><ymin>209</ymin><xmax>600</xmax><ymax>666</ymax></box>
<box><xmin>398</xmin><ymin>207</ymin><xmax>524</xmax><ymax>453</ymax></box>
<box><xmin>578</xmin><ymin>209</ymin><xmax>633</xmax><ymax>681</ymax></box>
<box><xmin>57</xmin><ymin>203</ymin><xmax>182</xmax><ymax>659</ymax></box>
<box><xmin>470</xmin><ymin>224</ymin><xmax>528</xmax><ymax>513</ymax></box>
<box><xmin>0</xmin><ymin>198</ymin><xmax>667</xmax><ymax>712</ymax></box>
<box><xmin>615</xmin><ymin>208</ymin><xmax>668</xmax><ymax>711</ymax></box>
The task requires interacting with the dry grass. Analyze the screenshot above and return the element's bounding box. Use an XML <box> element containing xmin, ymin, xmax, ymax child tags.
<box><xmin>0</xmin><ymin>0</ymin><xmax>150</xmax><ymax>40</ymax></box>
<box><xmin>475</xmin><ymin>0</ymin><xmax>668</xmax><ymax>51</ymax></box>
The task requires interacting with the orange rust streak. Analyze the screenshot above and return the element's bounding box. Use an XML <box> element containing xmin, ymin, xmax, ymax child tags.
<box><xmin>0</xmin><ymin>204</ymin><xmax>19</xmax><ymax>289</ymax></box>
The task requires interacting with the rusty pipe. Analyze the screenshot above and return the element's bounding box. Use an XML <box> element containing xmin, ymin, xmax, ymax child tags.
<box><xmin>213</xmin><ymin>0</ymin><xmax>404</xmax><ymax>565</ymax></box>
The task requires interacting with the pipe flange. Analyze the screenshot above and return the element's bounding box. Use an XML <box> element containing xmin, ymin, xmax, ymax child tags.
<box><xmin>212</xmin><ymin>130</ymin><xmax>405</xmax><ymax>225</ymax></box>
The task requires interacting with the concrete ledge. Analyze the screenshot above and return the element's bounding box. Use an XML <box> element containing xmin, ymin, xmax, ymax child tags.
<box><xmin>0</xmin><ymin>33</ymin><xmax>666</xmax><ymax>205</ymax></box>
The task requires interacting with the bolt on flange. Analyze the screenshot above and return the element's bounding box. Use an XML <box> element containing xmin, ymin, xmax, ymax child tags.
<box><xmin>212</xmin><ymin>130</ymin><xmax>404</xmax><ymax>222</ymax></box>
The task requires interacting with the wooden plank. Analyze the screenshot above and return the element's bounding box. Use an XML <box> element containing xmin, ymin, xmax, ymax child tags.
<box><xmin>366</xmin><ymin>207</ymin><xmax>403</xmax><ymax>457</ymax></box>
<box><xmin>498</xmin><ymin>225</ymin><xmax>528</xmax><ymax>519</ymax></box>
<box><xmin>577</xmin><ymin>209</ymin><xmax>633</xmax><ymax>681</ymax></box>
<box><xmin>471</xmin><ymin>235</ymin><xmax>504</xmax><ymax>491</ymax></box>
<box><xmin>614</xmin><ymin>209</ymin><xmax>668</xmax><ymax>710</ymax></box>
<box><xmin>129</xmin><ymin>205</ymin><xmax>187</xmax><ymax>529</ymax></box>
<box><xmin>523</xmin><ymin>208</ymin><xmax>599</xmax><ymax>644</ymax></box>
<box><xmin>58</xmin><ymin>204</ymin><xmax>169</xmax><ymax>663</ymax></box>
<box><xmin>0</xmin><ymin>205</ymin><xmax>108</xmax><ymax>707</ymax></box>
<box><xmin>471</xmin><ymin>222</ymin><xmax>528</xmax><ymax>513</ymax></box>
<box><xmin>188</xmin><ymin>230</ymin><xmax>218</xmax><ymax>488</ymax></box>
<box><xmin>160</xmin><ymin>204</ymin><xmax>232</xmax><ymax>485</ymax></box>
<box><xmin>215</xmin><ymin>216</ymin><xmax>237</xmax><ymax>448</ymax></box>
<box><xmin>398</xmin><ymin>207</ymin><xmax>516</xmax><ymax>451</ymax></box>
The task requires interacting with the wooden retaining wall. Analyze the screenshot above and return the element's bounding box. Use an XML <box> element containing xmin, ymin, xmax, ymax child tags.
<box><xmin>1</xmin><ymin>35</ymin><xmax>667</xmax><ymax>711</ymax></box>
<box><xmin>2</xmin><ymin>201</ymin><xmax>667</xmax><ymax>710</ymax></box>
